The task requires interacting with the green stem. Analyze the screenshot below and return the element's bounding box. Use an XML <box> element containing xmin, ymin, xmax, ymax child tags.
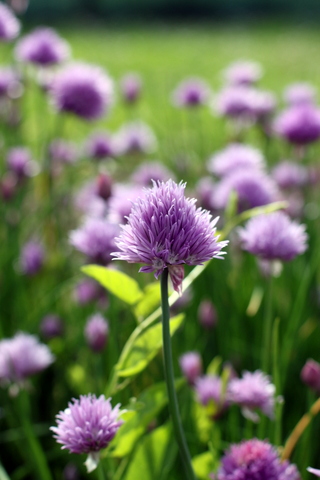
<box><xmin>272</xmin><ymin>317</ymin><xmax>282</xmax><ymax>445</ymax></box>
<box><xmin>160</xmin><ymin>269</ymin><xmax>196</xmax><ymax>480</ymax></box>
<box><xmin>97</xmin><ymin>462</ymin><xmax>107</xmax><ymax>480</ymax></box>
<box><xmin>261</xmin><ymin>275</ymin><xmax>273</xmax><ymax>374</ymax></box>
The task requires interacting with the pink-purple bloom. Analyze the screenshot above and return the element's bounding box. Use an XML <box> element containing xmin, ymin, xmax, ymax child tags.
<box><xmin>0</xmin><ymin>2</ymin><xmax>20</xmax><ymax>41</ymax></box>
<box><xmin>114</xmin><ymin>121</ymin><xmax>157</xmax><ymax>155</ymax></box>
<box><xmin>112</xmin><ymin>180</ymin><xmax>228</xmax><ymax>293</ymax></box>
<box><xmin>198</xmin><ymin>300</ymin><xmax>217</xmax><ymax>329</ymax></box>
<box><xmin>283</xmin><ymin>83</ymin><xmax>316</xmax><ymax>106</ymax></box>
<box><xmin>272</xmin><ymin>160</ymin><xmax>309</xmax><ymax>190</ymax></box>
<box><xmin>120</xmin><ymin>72</ymin><xmax>142</xmax><ymax>103</ymax></box>
<box><xmin>0</xmin><ymin>332</ymin><xmax>54</xmax><ymax>386</ymax></box>
<box><xmin>40</xmin><ymin>314</ymin><xmax>64</xmax><ymax>340</ymax></box>
<box><xmin>50</xmin><ymin>63</ymin><xmax>114</xmax><ymax>121</ymax></box>
<box><xmin>217</xmin><ymin>439</ymin><xmax>300</xmax><ymax>480</ymax></box>
<box><xmin>179</xmin><ymin>351</ymin><xmax>202</xmax><ymax>385</ymax></box>
<box><xmin>74</xmin><ymin>279</ymin><xmax>105</xmax><ymax>305</ymax></box>
<box><xmin>274</xmin><ymin>105</ymin><xmax>320</xmax><ymax>145</ymax></box>
<box><xmin>172</xmin><ymin>77</ymin><xmax>211</xmax><ymax>107</ymax></box>
<box><xmin>194</xmin><ymin>374</ymin><xmax>229</xmax><ymax>418</ymax></box>
<box><xmin>228</xmin><ymin>370</ymin><xmax>276</xmax><ymax>421</ymax></box>
<box><xmin>51</xmin><ymin>394</ymin><xmax>123</xmax><ymax>472</ymax></box>
<box><xmin>107</xmin><ymin>183</ymin><xmax>145</xmax><ymax>224</ymax></box>
<box><xmin>301</xmin><ymin>359</ymin><xmax>320</xmax><ymax>394</ymax></box>
<box><xmin>7</xmin><ymin>147</ymin><xmax>37</xmax><ymax>180</ymax></box>
<box><xmin>207</xmin><ymin>143</ymin><xmax>265</xmax><ymax>178</ymax></box>
<box><xmin>238</xmin><ymin>211</ymin><xmax>308</xmax><ymax>262</ymax></box>
<box><xmin>131</xmin><ymin>161</ymin><xmax>175</xmax><ymax>186</ymax></box>
<box><xmin>85</xmin><ymin>314</ymin><xmax>109</xmax><ymax>352</ymax></box>
<box><xmin>49</xmin><ymin>139</ymin><xmax>78</xmax><ymax>165</ymax></box>
<box><xmin>223</xmin><ymin>60</ymin><xmax>263</xmax><ymax>86</ymax></box>
<box><xmin>20</xmin><ymin>240</ymin><xmax>45</xmax><ymax>275</ymax></box>
<box><xmin>85</xmin><ymin>131</ymin><xmax>116</xmax><ymax>160</ymax></box>
<box><xmin>15</xmin><ymin>27</ymin><xmax>70</xmax><ymax>66</ymax></box>
<box><xmin>0</xmin><ymin>67</ymin><xmax>21</xmax><ymax>98</ymax></box>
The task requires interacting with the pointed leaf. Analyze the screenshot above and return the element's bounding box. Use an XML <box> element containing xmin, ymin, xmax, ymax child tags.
<box><xmin>192</xmin><ymin>451</ymin><xmax>215</xmax><ymax>480</ymax></box>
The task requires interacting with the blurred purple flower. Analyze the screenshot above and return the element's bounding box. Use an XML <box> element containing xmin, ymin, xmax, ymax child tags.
<box><xmin>114</xmin><ymin>121</ymin><xmax>157</xmax><ymax>155</ymax></box>
<box><xmin>131</xmin><ymin>161</ymin><xmax>175</xmax><ymax>187</ymax></box>
<box><xmin>85</xmin><ymin>314</ymin><xmax>109</xmax><ymax>352</ymax></box>
<box><xmin>7</xmin><ymin>147</ymin><xmax>37</xmax><ymax>180</ymax></box>
<box><xmin>217</xmin><ymin>439</ymin><xmax>300</xmax><ymax>480</ymax></box>
<box><xmin>212</xmin><ymin>169</ymin><xmax>278</xmax><ymax>212</ymax></box>
<box><xmin>0</xmin><ymin>2</ymin><xmax>20</xmax><ymax>41</ymax></box>
<box><xmin>20</xmin><ymin>240</ymin><xmax>45</xmax><ymax>275</ymax></box>
<box><xmin>274</xmin><ymin>105</ymin><xmax>320</xmax><ymax>145</ymax></box>
<box><xmin>238</xmin><ymin>211</ymin><xmax>308</xmax><ymax>262</ymax></box>
<box><xmin>15</xmin><ymin>27</ymin><xmax>70</xmax><ymax>66</ymax></box>
<box><xmin>198</xmin><ymin>300</ymin><xmax>217</xmax><ymax>329</ymax></box>
<box><xmin>228</xmin><ymin>370</ymin><xmax>276</xmax><ymax>421</ymax></box>
<box><xmin>179</xmin><ymin>351</ymin><xmax>202</xmax><ymax>385</ymax></box>
<box><xmin>85</xmin><ymin>131</ymin><xmax>116</xmax><ymax>160</ymax></box>
<box><xmin>74</xmin><ymin>279</ymin><xmax>105</xmax><ymax>305</ymax></box>
<box><xmin>172</xmin><ymin>77</ymin><xmax>211</xmax><ymax>107</ymax></box>
<box><xmin>112</xmin><ymin>180</ymin><xmax>228</xmax><ymax>294</ymax></box>
<box><xmin>74</xmin><ymin>180</ymin><xmax>106</xmax><ymax>218</ymax></box>
<box><xmin>107</xmin><ymin>183</ymin><xmax>145</xmax><ymax>224</ymax></box>
<box><xmin>301</xmin><ymin>359</ymin><xmax>320</xmax><ymax>394</ymax></box>
<box><xmin>0</xmin><ymin>67</ymin><xmax>21</xmax><ymax>98</ymax></box>
<box><xmin>194</xmin><ymin>374</ymin><xmax>229</xmax><ymax>418</ymax></box>
<box><xmin>0</xmin><ymin>332</ymin><xmax>54</xmax><ymax>385</ymax></box>
<box><xmin>208</xmin><ymin>143</ymin><xmax>265</xmax><ymax>178</ymax></box>
<box><xmin>51</xmin><ymin>394</ymin><xmax>123</xmax><ymax>472</ymax></box>
<box><xmin>223</xmin><ymin>60</ymin><xmax>263</xmax><ymax>86</ymax></box>
<box><xmin>214</xmin><ymin>85</ymin><xmax>255</xmax><ymax>118</ymax></box>
<box><xmin>70</xmin><ymin>217</ymin><xmax>119</xmax><ymax>265</ymax></box>
<box><xmin>96</xmin><ymin>172</ymin><xmax>113</xmax><ymax>202</ymax></box>
<box><xmin>272</xmin><ymin>160</ymin><xmax>309</xmax><ymax>190</ymax></box>
<box><xmin>50</xmin><ymin>63</ymin><xmax>114</xmax><ymax>121</ymax></box>
<box><xmin>49</xmin><ymin>139</ymin><xmax>78</xmax><ymax>165</ymax></box>
<box><xmin>120</xmin><ymin>72</ymin><xmax>142</xmax><ymax>103</ymax></box>
<box><xmin>283</xmin><ymin>83</ymin><xmax>316</xmax><ymax>106</ymax></box>
<box><xmin>40</xmin><ymin>314</ymin><xmax>64</xmax><ymax>340</ymax></box>
<box><xmin>195</xmin><ymin>177</ymin><xmax>216</xmax><ymax>211</ymax></box>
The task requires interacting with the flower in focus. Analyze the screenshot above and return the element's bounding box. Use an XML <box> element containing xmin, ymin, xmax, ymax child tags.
<box><xmin>7</xmin><ymin>147</ymin><xmax>37</xmax><ymax>180</ymax></box>
<box><xmin>69</xmin><ymin>217</ymin><xmax>119</xmax><ymax>265</ymax></box>
<box><xmin>238</xmin><ymin>211</ymin><xmax>308</xmax><ymax>262</ymax></box>
<box><xmin>15</xmin><ymin>27</ymin><xmax>70</xmax><ymax>66</ymax></box>
<box><xmin>223</xmin><ymin>60</ymin><xmax>263</xmax><ymax>86</ymax></box>
<box><xmin>228</xmin><ymin>370</ymin><xmax>276</xmax><ymax>421</ymax></box>
<box><xmin>51</xmin><ymin>394</ymin><xmax>123</xmax><ymax>472</ymax></box>
<box><xmin>217</xmin><ymin>439</ymin><xmax>300</xmax><ymax>480</ymax></box>
<box><xmin>0</xmin><ymin>2</ymin><xmax>20</xmax><ymax>41</ymax></box>
<box><xmin>283</xmin><ymin>82</ymin><xmax>316</xmax><ymax>106</ymax></box>
<box><xmin>85</xmin><ymin>314</ymin><xmax>109</xmax><ymax>352</ymax></box>
<box><xmin>207</xmin><ymin>143</ymin><xmax>265</xmax><ymax>178</ymax></box>
<box><xmin>114</xmin><ymin>121</ymin><xmax>157</xmax><ymax>155</ymax></box>
<box><xmin>120</xmin><ymin>72</ymin><xmax>142</xmax><ymax>103</ymax></box>
<box><xmin>50</xmin><ymin>63</ymin><xmax>114</xmax><ymax>121</ymax></box>
<box><xmin>0</xmin><ymin>332</ymin><xmax>54</xmax><ymax>387</ymax></box>
<box><xmin>274</xmin><ymin>105</ymin><xmax>320</xmax><ymax>145</ymax></box>
<box><xmin>85</xmin><ymin>131</ymin><xmax>116</xmax><ymax>160</ymax></box>
<box><xmin>179</xmin><ymin>351</ymin><xmax>202</xmax><ymax>385</ymax></box>
<box><xmin>172</xmin><ymin>77</ymin><xmax>211</xmax><ymax>107</ymax></box>
<box><xmin>40</xmin><ymin>314</ymin><xmax>64</xmax><ymax>340</ymax></box>
<box><xmin>112</xmin><ymin>180</ymin><xmax>228</xmax><ymax>294</ymax></box>
<box><xmin>131</xmin><ymin>161</ymin><xmax>175</xmax><ymax>187</ymax></box>
<box><xmin>19</xmin><ymin>240</ymin><xmax>45</xmax><ymax>275</ymax></box>
<box><xmin>194</xmin><ymin>374</ymin><xmax>229</xmax><ymax>419</ymax></box>
<box><xmin>301</xmin><ymin>359</ymin><xmax>320</xmax><ymax>395</ymax></box>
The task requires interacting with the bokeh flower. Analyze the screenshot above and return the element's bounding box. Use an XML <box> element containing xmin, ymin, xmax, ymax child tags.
<box><xmin>19</xmin><ymin>240</ymin><xmax>45</xmax><ymax>275</ymax></box>
<box><xmin>40</xmin><ymin>314</ymin><xmax>64</xmax><ymax>340</ymax></box>
<box><xmin>238</xmin><ymin>211</ymin><xmax>308</xmax><ymax>262</ymax></box>
<box><xmin>49</xmin><ymin>139</ymin><xmax>78</xmax><ymax>165</ymax></box>
<box><xmin>272</xmin><ymin>160</ymin><xmax>309</xmax><ymax>190</ymax></box>
<box><xmin>85</xmin><ymin>131</ymin><xmax>116</xmax><ymax>160</ymax></box>
<box><xmin>0</xmin><ymin>67</ymin><xmax>21</xmax><ymax>98</ymax></box>
<box><xmin>217</xmin><ymin>439</ymin><xmax>300</xmax><ymax>480</ymax></box>
<box><xmin>114</xmin><ymin>121</ymin><xmax>157</xmax><ymax>155</ymax></box>
<box><xmin>194</xmin><ymin>374</ymin><xmax>229</xmax><ymax>418</ymax></box>
<box><xmin>228</xmin><ymin>370</ymin><xmax>276</xmax><ymax>421</ymax></box>
<box><xmin>51</xmin><ymin>394</ymin><xmax>123</xmax><ymax>472</ymax></box>
<box><xmin>120</xmin><ymin>72</ymin><xmax>142</xmax><ymax>103</ymax></box>
<box><xmin>7</xmin><ymin>147</ymin><xmax>37</xmax><ymax>180</ymax></box>
<box><xmin>179</xmin><ymin>351</ymin><xmax>202</xmax><ymax>385</ymax></box>
<box><xmin>172</xmin><ymin>77</ymin><xmax>211</xmax><ymax>107</ymax></box>
<box><xmin>198</xmin><ymin>300</ymin><xmax>217</xmax><ymax>329</ymax></box>
<box><xmin>112</xmin><ymin>179</ymin><xmax>228</xmax><ymax>293</ymax></box>
<box><xmin>301</xmin><ymin>359</ymin><xmax>320</xmax><ymax>394</ymax></box>
<box><xmin>50</xmin><ymin>63</ymin><xmax>114</xmax><ymax>121</ymax></box>
<box><xmin>0</xmin><ymin>2</ymin><xmax>20</xmax><ymax>41</ymax></box>
<box><xmin>0</xmin><ymin>332</ymin><xmax>54</xmax><ymax>387</ymax></box>
<box><xmin>283</xmin><ymin>82</ymin><xmax>316</xmax><ymax>106</ymax></box>
<box><xmin>223</xmin><ymin>60</ymin><xmax>263</xmax><ymax>86</ymax></box>
<box><xmin>85</xmin><ymin>314</ymin><xmax>109</xmax><ymax>352</ymax></box>
<box><xmin>274</xmin><ymin>105</ymin><xmax>320</xmax><ymax>145</ymax></box>
<box><xmin>207</xmin><ymin>143</ymin><xmax>265</xmax><ymax>178</ymax></box>
<box><xmin>131</xmin><ymin>161</ymin><xmax>175</xmax><ymax>186</ymax></box>
<box><xmin>15</xmin><ymin>27</ymin><xmax>70</xmax><ymax>66</ymax></box>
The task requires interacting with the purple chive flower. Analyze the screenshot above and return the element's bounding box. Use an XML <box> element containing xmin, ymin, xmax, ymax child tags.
<box><xmin>0</xmin><ymin>2</ymin><xmax>20</xmax><ymax>41</ymax></box>
<box><xmin>198</xmin><ymin>300</ymin><xmax>217</xmax><ymax>329</ymax></box>
<box><xmin>214</xmin><ymin>85</ymin><xmax>256</xmax><ymax>118</ymax></box>
<box><xmin>69</xmin><ymin>218</ymin><xmax>119</xmax><ymax>265</ymax></box>
<box><xmin>238</xmin><ymin>211</ymin><xmax>308</xmax><ymax>262</ymax></box>
<box><xmin>283</xmin><ymin>83</ymin><xmax>317</xmax><ymax>106</ymax></box>
<box><xmin>179</xmin><ymin>351</ymin><xmax>202</xmax><ymax>385</ymax></box>
<box><xmin>40</xmin><ymin>314</ymin><xmax>64</xmax><ymax>340</ymax></box>
<box><xmin>74</xmin><ymin>181</ymin><xmax>106</xmax><ymax>218</ymax></box>
<box><xmin>172</xmin><ymin>77</ymin><xmax>211</xmax><ymax>107</ymax></box>
<box><xmin>74</xmin><ymin>279</ymin><xmax>105</xmax><ymax>305</ymax></box>
<box><xmin>6</xmin><ymin>147</ymin><xmax>37</xmax><ymax>180</ymax></box>
<box><xmin>85</xmin><ymin>131</ymin><xmax>116</xmax><ymax>160</ymax></box>
<box><xmin>194</xmin><ymin>375</ymin><xmax>229</xmax><ymax>418</ymax></box>
<box><xmin>0</xmin><ymin>332</ymin><xmax>54</xmax><ymax>386</ymax></box>
<box><xmin>51</xmin><ymin>394</ymin><xmax>123</xmax><ymax>472</ymax></box>
<box><xmin>195</xmin><ymin>177</ymin><xmax>216</xmax><ymax>211</ymax></box>
<box><xmin>212</xmin><ymin>169</ymin><xmax>278</xmax><ymax>213</ymax></box>
<box><xmin>223</xmin><ymin>60</ymin><xmax>263</xmax><ymax>86</ymax></box>
<box><xmin>107</xmin><ymin>183</ymin><xmax>145</xmax><ymax>224</ymax></box>
<box><xmin>228</xmin><ymin>370</ymin><xmax>276</xmax><ymax>421</ymax></box>
<box><xmin>131</xmin><ymin>161</ymin><xmax>175</xmax><ymax>187</ymax></box>
<box><xmin>308</xmin><ymin>468</ymin><xmax>320</xmax><ymax>477</ymax></box>
<box><xmin>50</xmin><ymin>63</ymin><xmax>114</xmax><ymax>121</ymax></box>
<box><xmin>301</xmin><ymin>359</ymin><xmax>320</xmax><ymax>394</ymax></box>
<box><xmin>20</xmin><ymin>240</ymin><xmax>45</xmax><ymax>275</ymax></box>
<box><xmin>217</xmin><ymin>439</ymin><xmax>301</xmax><ymax>480</ymax></box>
<box><xmin>0</xmin><ymin>67</ymin><xmax>21</xmax><ymax>98</ymax></box>
<box><xmin>49</xmin><ymin>139</ymin><xmax>78</xmax><ymax>165</ymax></box>
<box><xmin>85</xmin><ymin>314</ymin><xmax>109</xmax><ymax>352</ymax></box>
<box><xmin>96</xmin><ymin>173</ymin><xmax>113</xmax><ymax>202</ymax></box>
<box><xmin>114</xmin><ymin>121</ymin><xmax>157</xmax><ymax>155</ymax></box>
<box><xmin>120</xmin><ymin>72</ymin><xmax>142</xmax><ymax>103</ymax></box>
<box><xmin>274</xmin><ymin>105</ymin><xmax>320</xmax><ymax>145</ymax></box>
<box><xmin>15</xmin><ymin>27</ymin><xmax>70</xmax><ymax>66</ymax></box>
<box><xmin>207</xmin><ymin>143</ymin><xmax>265</xmax><ymax>178</ymax></box>
<box><xmin>249</xmin><ymin>89</ymin><xmax>277</xmax><ymax>120</ymax></box>
<box><xmin>112</xmin><ymin>180</ymin><xmax>228</xmax><ymax>294</ymax></box>
<box><xmin>272</xmin><ymin>160</ymin><xmax>309</xmax><ymax>190</ymax></box>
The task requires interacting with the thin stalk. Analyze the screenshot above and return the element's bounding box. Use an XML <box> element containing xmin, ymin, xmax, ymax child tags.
<box><xmin>261</xmin><ymin>276</ymin><xmax>273</xmax><ymax>374</ymax></box>
<box><xmin>160</xmin><ymin>269</ymin><xmax>196</xmax><ymax>480</ymax></box>
<box><xmin>272</xmin><ymin>317</ymin><xmax>282</xmax><ymax>445</ymax></box>
<box><xmin>97</xmin><ymin>462</ymin><xmax>107</xmax><ymax>480</ymax></box>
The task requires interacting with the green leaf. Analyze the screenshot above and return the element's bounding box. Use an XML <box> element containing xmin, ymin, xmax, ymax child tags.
<box><xmin>192</xmin><ymin>451</ymin><xmax>215</xmax><ymax>480</ymax></box>
<box><xmin>134</xmin><ymin>282</ymin><xmax>161</xmax><ymax>322</ymax></box>
<box><xmin>116</xmin><ymin>314</ymin><xmax>185</xmax><ymax>377</ymax></box>
<box><xmin>108</xmin><ymin>380</ymin><xmax>184</xmax><ymax>458</ymax></box>
<box><xmin>206</xmin><ymin>356</ymin><xmax>222</xmax><ymax>375</ymax></box>
<box><xmin>81</xmin><ymin>265</ymin><xmax>143</xmax><ymax>305</ymax></box>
